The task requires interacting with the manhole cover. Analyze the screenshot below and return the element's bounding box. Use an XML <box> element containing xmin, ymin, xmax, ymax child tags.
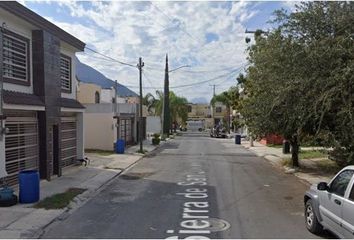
<box><xmin>187</xmin><ymin>218</ymin><xmax>230</xmax><ymax>232</ymax></box>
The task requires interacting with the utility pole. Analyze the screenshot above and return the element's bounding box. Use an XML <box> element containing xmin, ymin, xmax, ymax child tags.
<box><xmin>137</xmin><ymin>57</ymin><xmax>144</xmax><ymax>153</ymax></box>
<box><xmin>211</xmin><ymin>84</ymin><xmax>216</xmax><ymax>96</ymax></box>
<box><xmin>162</xmin><ymin>54</ymin><xmax>170</xmax><ymax>137</ymax></box>
<box><xmin>114</xmin><ymin>80</ymin><xmax>119</xmax><ymax>142</ymax></box>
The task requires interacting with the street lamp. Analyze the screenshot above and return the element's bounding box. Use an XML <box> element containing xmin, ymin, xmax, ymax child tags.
<box><xmin>169</xmin><ymin>65</ymin><xmax>191</xmax><ymax>73</ymax></box>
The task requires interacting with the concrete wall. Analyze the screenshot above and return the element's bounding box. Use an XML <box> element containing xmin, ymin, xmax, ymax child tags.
<box><xmin>84</xmin><ymin>113</ymin><xmax>115</xmax><ymax>151</ymax></box>
<box><xmin>188</xmin><ymin>104</ymin><xmax>210</xmax><ymax>118</ymax></box>
<box><xmin>77</xmin><ymin>82</ymin><xmax>101</xmax><ymax>104</ymax></box>
<box><xmin>84</xmin><ymin>103</ymin><xmax>138</xmax><ymax>115</ymax></box>
<box><xmin>0</xmin><ymin>8</ymin><xmax>34</xmax><ymax>94</ymax></box>
<box><xmin>76</xmin><ymin>112</ymin><xmax>84</xmax><ymax>159</ymax></box>
<box><xmin>146</xmin><ymin>116</ymin><xmax>161</xmax><ymax>135</ymax></box>
<box><xmin>101</xmin><ymin>88</ymin><xmax>113</xmax><ymax>103</ymax></box>
<box><xmin>0</xmin><ymin>120</ymin><xmax>7</xmax><ymax>178</ymax></box>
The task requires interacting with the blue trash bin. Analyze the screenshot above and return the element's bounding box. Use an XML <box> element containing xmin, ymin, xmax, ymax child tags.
<box><xmin>235</xmin><ymin>134</ymin><xmax>241</xmax><ymax>145</ymax></box>
<box><xmin>115</xmin><ymin>139</ymin><xmax>125</xmax><ymax>154</ymax></box>
<box><xmin>19</xmin><ymin>170</ymin><xmax>40</xmax><ymax>203</ymax></box>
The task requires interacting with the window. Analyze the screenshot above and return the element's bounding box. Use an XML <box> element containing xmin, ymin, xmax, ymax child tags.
<box><xmin>2</xmin><ymin>30</ymin><xmax>30</xmax><ymax>85</ymax></box>
<box><xmin>95</xmin><ymin>91</ymin><xmax>100</xmax><ymax>103</ymax></box>
<box><xmin>188</xmin><ymin>106</ymin><xmax>192</xmax><ymax>113</ymax></box>
<box><xmin>350</xmin><ymin>184</ymin><xmax>354</xmax><ymax>201</ymax></box>
<box><xmin>60</xmin><ymin>54</ymin><xmax>71</xmax><ymax>92</ymax></box>
<box><xmin>216</xmin><ymin>107</ymin><xmax>222</xmax><ymax>113</ymax></box>
<box><xmin>329</xmin><ymin>170</ymin><xmax>354</xmax><ymax>197</ymax></box>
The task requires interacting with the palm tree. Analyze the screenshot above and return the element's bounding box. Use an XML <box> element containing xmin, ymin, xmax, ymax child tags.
<box><xmin>143</xmin><ymin>90</ymin><xmax>188</xmax><ymax>128</ymax></box>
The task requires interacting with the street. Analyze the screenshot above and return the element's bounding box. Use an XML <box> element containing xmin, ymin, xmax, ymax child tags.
<box><xmin>42</xmin><ymin>133</ymin><xmax>320</xmax><ymax>239</ymax></box>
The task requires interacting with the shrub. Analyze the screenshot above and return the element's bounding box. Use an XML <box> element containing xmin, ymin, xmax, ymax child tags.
<box><xmin>152</xmin><ymin>133</ymin><xmax>161</xmax><ymax>145</ymax></box>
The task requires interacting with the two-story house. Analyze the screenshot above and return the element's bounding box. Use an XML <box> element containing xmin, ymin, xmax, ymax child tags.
<box><xmin>210</xmin><ymin>101</ymin><xmax>228</xmax><ymax>127</ymax></box>
<box><xmin>0</xmin><ymin>2</ymin><xmax>85</xmax><ymax>186</ymax></box>
<box><xmin>187</xmin><ymin>103</ymin><xmax>213</xmax><ymax>129</ymax></box>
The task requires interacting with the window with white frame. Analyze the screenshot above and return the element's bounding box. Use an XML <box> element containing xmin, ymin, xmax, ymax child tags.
<box><xmin>2</xmin><ymin>31</ymin><xmax>30</xmax><ymax>84</ymax></box>
<box><xmin>60</xmin><ymin>55</ymin><xmax>71</xmax><ymax>92</ymax></box>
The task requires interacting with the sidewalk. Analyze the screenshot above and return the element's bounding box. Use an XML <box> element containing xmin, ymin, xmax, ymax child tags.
<box><xmin>0</xmin><ymin>139</ymin><xmax>163</xmax><ymax>239</ymax></box>
<box><xmin>240</xmin><ymin>140</ymin><xmax>333</xmax><ymax>185</ymax></box>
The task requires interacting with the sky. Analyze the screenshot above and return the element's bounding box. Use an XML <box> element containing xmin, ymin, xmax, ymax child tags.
<box><xmin>23</xmin><ymin>1</ymin><xmax>296</xmax><ymax>103</ymax></box>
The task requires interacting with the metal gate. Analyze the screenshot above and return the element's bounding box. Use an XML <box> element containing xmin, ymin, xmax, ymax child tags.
<box><xmin>4</xmin><ymin>115</ymin><xmax>39</xmax><ymax>186</ymax></box>
<box><xmin>119</xmin><ymin>118</ymin><xmax>133</xmax><ymax>145</ymax></box>
<box><xmin>61</xmin><ymin>117</ymin><xmax>77</xmax><ymax>168</ymax></box>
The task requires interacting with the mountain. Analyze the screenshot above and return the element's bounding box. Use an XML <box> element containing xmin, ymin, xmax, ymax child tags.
<box><xmin>75</xmin><ymin>58</ymin><xmax>138</xmax><ymax>97</ymax></box>
<box><xmin>190</xmin><ymin>97</ymin><xmax>209</xmax><ymax>104</ymax></box>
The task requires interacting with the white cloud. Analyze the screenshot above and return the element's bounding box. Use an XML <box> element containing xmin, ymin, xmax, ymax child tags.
<box><xmin>40</xmin><ymin>1</ymin><xmax>259</xmax><ymax>102</ymax></box>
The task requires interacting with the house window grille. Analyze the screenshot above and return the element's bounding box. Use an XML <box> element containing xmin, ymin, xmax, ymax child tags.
<box><xmin>216</xmin><ymin>107</ymin><xmax>222</xmax><ymax>113</ymax></box>
<box><xmin>60</xmin><ymin>55</ymin><xmax>71</xmax><ymax>92</ymax></box>
<box><xmin>4</xmin><ymin>117</ymin><xmax>39</xmax><ymax>186</ymax></box>
<box><xmin>2</xmin><ymin>32</ymin><xmax>29</xmax><ymax>83</ymax></box>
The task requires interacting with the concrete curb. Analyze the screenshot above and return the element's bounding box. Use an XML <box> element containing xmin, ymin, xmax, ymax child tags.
<box><xmin>240</xmin><ymin>142</ymin><xmax>330</xmax><ymax>186</ymax></box>
<box><xmin>33</xmin><ymin>139</ymin><xmax>169</xmax><ymax>239</ymax></box>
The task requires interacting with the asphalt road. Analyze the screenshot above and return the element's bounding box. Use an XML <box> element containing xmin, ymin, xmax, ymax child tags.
<box><xmin>42</xmin><ymin>132</ymin><xmax>324</xmax><ymax>239</ymax></box>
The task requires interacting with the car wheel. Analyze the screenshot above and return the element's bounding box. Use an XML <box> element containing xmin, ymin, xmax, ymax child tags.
<box><xmin>305</xmin><ymin>199</ymin><xmax>323</xmax><ymax>234</ymax></box>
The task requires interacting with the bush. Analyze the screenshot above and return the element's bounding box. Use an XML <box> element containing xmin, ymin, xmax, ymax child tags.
<box><xmin>152</xmin><ymin>133</ymin><xmax>160</xmax><ymax>145</ymax></box>
<box><xmin>329</xmin><ymin>147</ymin><xmax>354</xmax><ymax>167</ymax></box>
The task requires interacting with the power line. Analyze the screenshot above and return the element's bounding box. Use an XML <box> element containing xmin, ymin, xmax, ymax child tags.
<box><xmin>84</xmin><ymin>46</ymin><xmax>137</xmax><ymax>68</ymax></box>
<box><xmin>142</xmin><ymin>70</ymin><xmax>163</xmax><ymax>91</ymax></box>
<box><xmin>169</xmin><ymin>64</ymin><xmax>247</xmax><ymax>89</ymax></box>
<box><xmin>149</xmin><ymin>1</ymin><xmax>206</xmax><ymax>47</ymax></box>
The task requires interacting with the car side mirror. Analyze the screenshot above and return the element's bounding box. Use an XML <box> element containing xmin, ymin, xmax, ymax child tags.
<box><xmin>317</xmin><ymin>182</ymin><xmax>328</xmax><ymax>191</ymax></box>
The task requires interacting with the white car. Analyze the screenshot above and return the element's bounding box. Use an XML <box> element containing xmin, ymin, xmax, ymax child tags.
<box><xmin>304</xmin><ymin>165</ymin><xmax>354</xmax><ymax>238</ymax></box>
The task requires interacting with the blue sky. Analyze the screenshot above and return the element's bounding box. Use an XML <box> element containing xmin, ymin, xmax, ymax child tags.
<box><xmin>23</xmin><ymin>1</ymin><xmax>294</xmax><ymax>103</ymax></box>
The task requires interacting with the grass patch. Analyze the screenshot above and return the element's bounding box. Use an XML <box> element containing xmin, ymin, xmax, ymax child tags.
<box><xmin>299</xmin><ymin>150</ymin><xmax>328</xmax><ymax>159</ymax></box>
<box><xmin>281</xmin><ymin>158</ymin><xmax>292</xmax><ymax>167</ymax></box>
<box><xmin>34</xmin><ymin>188</ymin><xmax>86</xmax><ymax>210</ymax></box>
<box><xmin>136</xmin><ymin>149</ymin><xmax>148</xmax><ymax>154</ymax></box>
<box><xmin>267</xmin><ymin>144</ymin><xmax>283</xmax><ymax>148</ymax></box>
<box><xmin>315</xmin><ymin>159</ymin><xmax>341</xmax><ymax>175</ymax></box>
<box><xmin>85</xmin><ymin>149</ymin><xmax>115</xmax><ymax>156</ymax></box>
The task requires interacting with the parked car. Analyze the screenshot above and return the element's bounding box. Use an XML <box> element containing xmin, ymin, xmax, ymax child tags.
<box><xmin>210</xmin><ymin>126</ymin><xmax>227</xmax><ymax>138</ymax></box>
<box><xmin>304</xmin><ymin>166</ymin><xmax>354</xmax><ymax>238</ymax></box>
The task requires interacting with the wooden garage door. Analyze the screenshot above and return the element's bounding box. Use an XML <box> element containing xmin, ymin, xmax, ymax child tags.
<box><xmin>4</xmin><ymin>115</ymin><xmax>39</xmax><ymax>186</ymax></box>
<box><xmin>61</xmin><ymin>117</ymin><xmax>77</xmax><ymax>167</ymax></box>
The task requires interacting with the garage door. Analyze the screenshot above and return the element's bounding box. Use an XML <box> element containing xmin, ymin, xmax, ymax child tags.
<box><xmin>4</xmin><ymin>115</ymin><xmax>39</xmax><ymax>186</ymax></box>
<box><xmin>61</xmin><ymin>117</ymin><xmax>77</xmax><ymax>168</ymax></box>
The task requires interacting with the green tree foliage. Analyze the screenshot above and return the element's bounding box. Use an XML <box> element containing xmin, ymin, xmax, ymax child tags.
<box><xmin>210</xmin><ymin>87</ymin><xmax>241</xmax><ymax>132</ymax></box>
<box><xmin>143</xmin><ymin>90</ymin><xmax>188</xmax><ymax>126</ymax></box>
<box><xmin>240</xmin><ymin>2</ymin><xmax>354</xmax><ymax>167</ymax></box>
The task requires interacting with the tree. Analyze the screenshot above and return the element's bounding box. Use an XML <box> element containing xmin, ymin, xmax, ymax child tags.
<box><xmin>210</xmin><ymin>87</ymin><xmax>241</xmax><ymax>133</ymax></box>
<box><xmin>240</xmin><ymin>2</ymin><xmax>354</xmax><ymax>167</ymax></box>
<box><xmin>169</xmin><ymin>92</ymin><xmax>189</xmax><ymax>126</ymax></box>
<box><xmin>143</xmin><ymin>90</ymin><xmax>188</xmax><ymax>129</ymax></box>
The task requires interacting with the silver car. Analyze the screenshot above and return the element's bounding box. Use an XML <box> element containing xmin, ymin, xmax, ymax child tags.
<box><xmin>304</xmin><ymin>166</ymin><xmax>354</xmax><ymax>238</ymax></box>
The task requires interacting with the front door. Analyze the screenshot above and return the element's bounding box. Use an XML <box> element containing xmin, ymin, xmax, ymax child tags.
<box><xmin>319</xmin><ymin>170</ymin><xmax>354</xmax><ymax>237</ymax></box>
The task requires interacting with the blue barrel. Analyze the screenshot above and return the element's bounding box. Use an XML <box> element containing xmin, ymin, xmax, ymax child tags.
<box><xmin>115</xmin><ymin>139</ymin><xmax>125</xmax><ymax>154</ymax></box>
<box><xmin>235</xmin><ymin>134</ymin><xmax>241</xmax><ymax>145</ymax></box>
<box><xmin>19</xmin><ymin>170</ymin><xmax>40</xmax><ymax>203</ymax></box>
